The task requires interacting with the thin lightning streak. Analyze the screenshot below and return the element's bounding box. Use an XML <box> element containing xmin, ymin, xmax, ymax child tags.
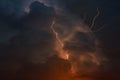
<box><xmin>90</xmin><ymin>8</ymin><xmax>100</xmax><ymax>29</ymax></box>
<box><xmin>51</xmin><ymin>20</ymin><xmax>69</xmax><ymax>60</ymax></box>
<box><xmin>51</xmin><ymin>20</ymin><xmax>77</xmax><ymax>74</ymax></box>
<box><xmin>51</xmin><ymin>20</ymin><xmax>64</xmax><ymax>48</ymax></box>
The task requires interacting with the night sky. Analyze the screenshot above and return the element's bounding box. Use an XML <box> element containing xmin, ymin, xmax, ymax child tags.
<box><xmin>0</xmin><ymin>0</ymin><xmax>120</xmax><ymax>80</ymax></box>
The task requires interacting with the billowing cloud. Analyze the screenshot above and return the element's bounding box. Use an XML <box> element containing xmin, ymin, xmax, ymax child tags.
<box><xmin>0</xmin><ymin>0</ymin><xmax>119</xmax><ymax>80</ymax></box>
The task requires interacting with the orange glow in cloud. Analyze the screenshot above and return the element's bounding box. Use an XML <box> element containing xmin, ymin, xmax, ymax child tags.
<box><xmin>51</xmin><ymin>20</ymin><xmax>101</xmax><ymax>76</ymax></box>
<box><xmin>89</xmin><ymin>53</ymin><xmax>100</xmax><ymax>66</ymax></box>
<box><xmin>50</xmin><ymin>20</ymin><xmax>81</xmax><ymax>76</ymax></box>
<box><xmin>50</xmin><ymin>14</ymin><xmax>106</xmax><ymax>78</ymax></box>
<box><xmin>51</xmin><ymin>20</ymin><xmax>70</xmax><ymax>61</ymax></box>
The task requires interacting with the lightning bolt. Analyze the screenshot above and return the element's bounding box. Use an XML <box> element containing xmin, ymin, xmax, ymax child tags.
<box><xmin>51</xmin><ymin>20</ymin><xmax>64</xmax><ymax>48</ymax></box>
<box><xmin>90</xmin><ymin>8</ymin><xmax>100</xmax><ymax>29</ymax></box>
<box><xmin>90</xmin><ymin>8</ymin><xmax>106</xmax><ymax>32</ymax></box>
<box><xmin>51</xmin><ymin>19</ymin><xmax>69</xmax><ymax>60</ymax></box>
<box><xmin>51</xmin><ymin>20</ymin><xmax>79</xmax><ymax>75</ymax></box>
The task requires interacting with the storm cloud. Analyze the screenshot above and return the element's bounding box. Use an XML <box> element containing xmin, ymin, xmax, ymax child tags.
<box><xmin>0</xmin><ymin>0</ymin><xmax>120</xmax><ymax>80</ymax></box>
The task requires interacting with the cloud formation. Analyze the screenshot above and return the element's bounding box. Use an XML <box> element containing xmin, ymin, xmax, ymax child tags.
<box><xmin>1</xmin><ymin>0</ymin><xmax>118</xmax><ymax>80</ymax></box>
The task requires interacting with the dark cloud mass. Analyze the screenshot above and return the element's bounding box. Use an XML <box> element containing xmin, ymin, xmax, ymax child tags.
<box><xmin>0</xmin><ymin>0</ymin><xmax>120</xmax><ymax>80</ymax></box>
<box><xmin>0</xmin><ymin>0</ymin><xmax>56</xmax><ymax>80</ymax></box>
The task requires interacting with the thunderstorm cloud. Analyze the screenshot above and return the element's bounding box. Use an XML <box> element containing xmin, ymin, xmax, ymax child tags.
<box><xmin>0</xmin><ymin>0</ymin><xmax>120</xmax><ymax>80</ymax></box>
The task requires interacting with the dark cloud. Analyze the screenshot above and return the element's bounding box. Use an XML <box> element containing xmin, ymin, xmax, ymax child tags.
<box><xmin>0</xmin><ymin>0</ymin><xmax>120</xmax><ymax>80</ymax></box>
<box><xmin>15</xmin><ymin>56</ymin><xmax>71</xmax><ymax>80</ymax></box>
<box><xmin>0</xmin><ymin>0</ymin><xmax>26</xmax><ymax>16</ymax></box>
<box><xmin>0</xmin><ymin>55</ymin><xmax>72</xmax><ymax>80</ymax></box>
<box><xmin>0</xmin><ymin>1</ymin><xmax>57</xmax><ymax>80</ymax></box>
<box><xmin>0</xmin><ymin>0</ymin><xmax>27</xmax><ymax>44</ymax></box>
